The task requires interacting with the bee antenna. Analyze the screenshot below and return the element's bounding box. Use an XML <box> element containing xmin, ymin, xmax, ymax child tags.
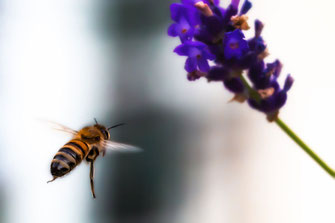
<box><xmin>108</xmin><ymin>123</ymin><xmax>125</xmax><ymax>130</ymax></box>
<box><xmin>94</xmin><ymin>118</ymin><xmax>98</xmax><ymax>124</ymax></box>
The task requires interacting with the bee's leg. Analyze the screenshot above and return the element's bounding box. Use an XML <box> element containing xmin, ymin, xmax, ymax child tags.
<box><xmin>47</xmin><ymin>176</ymin><xmax>58</xmax><ymax>183</ymax></box>
<box><xmin>89</xmin><ymin>161</ymin><xmax>96</xmax><ymax>199</ymax></box>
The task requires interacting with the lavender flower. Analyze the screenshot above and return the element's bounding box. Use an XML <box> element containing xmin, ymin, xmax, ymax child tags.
<box><xmin>168</xmin><ymin>0</ymin><xmax>293</xmax><ymax>120</ymax></box>
<box><xmin>168</xmin><ymin>3</ymin><xmax>199</xmax><ymax>42</ymax></box>
<box><xmin>174</xmin><ymin>41</ymin><xmax>215</xmax><ymax>72</ymax></box>
<box><xmin>168</xmin><ymin>0</ymin><xmax>335</xmax><ymax>180</ymax></box>
<box><xmin>223</xmin><ymin>29</ymin><xmax>249</xmax><ymax>59</ymax></box>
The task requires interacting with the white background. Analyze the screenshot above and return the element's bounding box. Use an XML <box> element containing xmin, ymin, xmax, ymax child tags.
<box><xmin>0</xmin><ymin>0</ymin><xmax>334</xmax><ymax>222</ymax></box>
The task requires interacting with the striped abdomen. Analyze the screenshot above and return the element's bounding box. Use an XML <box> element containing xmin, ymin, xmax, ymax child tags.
<box><xmin>50</xmin><ymin>139</ymin><xmax>90</xmax><ymax>177</ymax></box>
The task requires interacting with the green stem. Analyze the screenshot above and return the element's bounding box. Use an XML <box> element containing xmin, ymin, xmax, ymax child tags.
<box><xmin>239</xmin><ymin>74</ymin><xmax>335</xmax><ymax>178</ymax></box>
<box><xmin>239</xmin><ymin>73</ymin><xmax>261</xmax><ymax>102</ymax></box>
<box><xmin>275</xmin><ymin>118</ymin><xmax>335</xmax><ymax>177</ymax></box>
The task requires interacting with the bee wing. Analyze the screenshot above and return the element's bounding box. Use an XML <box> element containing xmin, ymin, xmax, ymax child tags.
<box><xmin>47</xmin><ymin>121</ymin><xmax>78</xmax><ymax>136</ymax></box>
<box><xmin>102</xmin><ymin>140</ymin><xmax>142</xmax><ymax>153</ymax></box>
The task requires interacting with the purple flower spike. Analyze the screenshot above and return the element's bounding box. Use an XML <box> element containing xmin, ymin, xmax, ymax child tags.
<box><xmin>174</xmin><ymin>41</ymin><xmax>216</xmax><ymax>72</ymax></box>
<box><xmin>223</xmin><ymin>29</ymin><xmax>249</xmax><ymax>59</ymax></box>
<box><xmin>168</xmin><ymin>0</ymin><xmax>294</xmax><ymax>118</ymax></box>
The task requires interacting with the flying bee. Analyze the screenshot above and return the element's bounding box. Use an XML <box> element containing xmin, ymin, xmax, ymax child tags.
<box><xmin>47</xmin><ymin>119</ymin><xmax>139</xmax><ymax>198</ymax></box>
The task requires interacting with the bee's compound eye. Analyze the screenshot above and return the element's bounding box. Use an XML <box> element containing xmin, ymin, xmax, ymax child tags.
<box><xmin>101</xmin><ymin>129</ymin><xmax>109</xmax><ymax>140</ymax></box>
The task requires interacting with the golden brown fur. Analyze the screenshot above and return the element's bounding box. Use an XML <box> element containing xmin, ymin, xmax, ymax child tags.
<box><xmin>48</xmin><ymin>121</ymin><xmax>137</xmax><ymax>199</ymax></box>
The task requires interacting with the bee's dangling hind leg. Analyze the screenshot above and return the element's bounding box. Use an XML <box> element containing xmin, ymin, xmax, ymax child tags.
<box><xmin>89</xmin><ymin>161</ymin><xmax>96</xmax><ymax>199</ymax></box>
<box><xmin>47</xmin><ymin>176</ymin><xmax>58</xmax><ymax>183</ymax></box>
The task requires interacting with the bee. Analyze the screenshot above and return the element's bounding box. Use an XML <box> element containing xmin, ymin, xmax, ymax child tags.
<box><xmin>47</xmin><ymin>119</ymin><xmax>139</xmax><ymax>198</ymax></box>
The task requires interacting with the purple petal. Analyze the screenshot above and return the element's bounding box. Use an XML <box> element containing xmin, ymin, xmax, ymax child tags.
<box><xmin>197</xmin><ymin>58</ymin><xmax>210</xmax><ymax>72</ymax></box>
<box><xmin>168</xmin><ymin>23</ymin><xmax>179</xmax><ymax>37</ymax></box>
<box><xmin>232</xmin><ymin>29</ymin><xmax>245</xmax><ymax>38</ymax></box>
<box><xmin>273</xmin><ymin>60</ymin><xmax>283</xmax><ymax>77</ymax></box>
<box><xmin>231</xmin><ymin>0</ymin><xmax>240</xmax><ymax>9</ymax></box>
<box><xmin>248</xmin><ymin>37</ymin><xmax>266</xmax><ymax>54</ymax></box>
<box><xmin>178</xmin><ymin>17</ymin><xmax>194</xmax><ymax>42</ymax></box>
<box><xmin>181</xmin><ymin>0</ymin><xmax>196</xmax><ymax>5</ymax></box>
<box><xmin>171</xmin><ymin>2</ymin><xmax>199</xmax><ymax>27</ymax></box>
<box><xmin>223</xmin><ymin>29</ymin><xmax>249</xmax><ymax>59</ymax></box>
<box><xmin>240</xmin><ymin>0</ymin><xmax>252</xmax><ymax>15</ymax></box>
<box><xmin>207</xmin><ymin>66</ymin><xmax>230</xmax><ymax>81</ymax></box>
<box><xmin>273</xmin><ymin>92</ymin><xmax>287</xmax><ymax>111</ymax></box>
<box><xmin>187</xmin><ymin>7</ymin><xmax>201</xmax><ymax>27</ymax></box>
<box><xmin>264</xmin><ymin>60</ymin><xmax>282</xmax><ymax>79</ymax></box>
<box><xmin>202</xmin><ymin>49</ymin><xmax>216</xmax><ymax>60</ymax></box>
<box><xmin>174</xmin><ymin>43</ymin><xmax>191</xmax><ymax>56</ymax></box>
<box><xmin>170</xmin><ymin>4</ymin><xmax>188</xmax><ymax>22</ymax></box>
<box><xmin>283</xmin><ymin>75</ymin><xmax>294</xmax><ymax>92</ymax></box>
<box><xmin>185</xmin><ymin>57</ymin><xmax>197</xmax><ymax>72</ymax></box>
<box><xmin>222</xmin><ymin>4</ymin><xmax>238</xmax><ymax>23</ymax></box>
<box><xmin>255</xmin><ymin>19</ymin><xmax>264</xmax><ymax>37</ymax></box>
<box><xmin>223</xmin><ymin>77</ymin><xmax>245</xmax><ymax>93</ymax></box>
<box><xmin>190</xmin><ymin>40</ymin><xmax>207</xmax><ymax>49</ymax></box>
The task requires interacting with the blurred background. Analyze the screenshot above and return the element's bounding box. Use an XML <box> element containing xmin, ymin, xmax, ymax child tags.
<box><xmin>0</xmin><ymin>0</ymin><xmax>335</xmax><ymax>222</ymax></box>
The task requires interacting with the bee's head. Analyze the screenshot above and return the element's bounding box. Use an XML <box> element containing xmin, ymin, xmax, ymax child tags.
<box><xmin>92</xmin><ymin>118</ymin><xmax>124</xmax><ymax>141</ymax></box>
<box><xmin>94</xmin><ymin>124</ymin><xmax>110</xmax><ymax>140</ymax></box>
